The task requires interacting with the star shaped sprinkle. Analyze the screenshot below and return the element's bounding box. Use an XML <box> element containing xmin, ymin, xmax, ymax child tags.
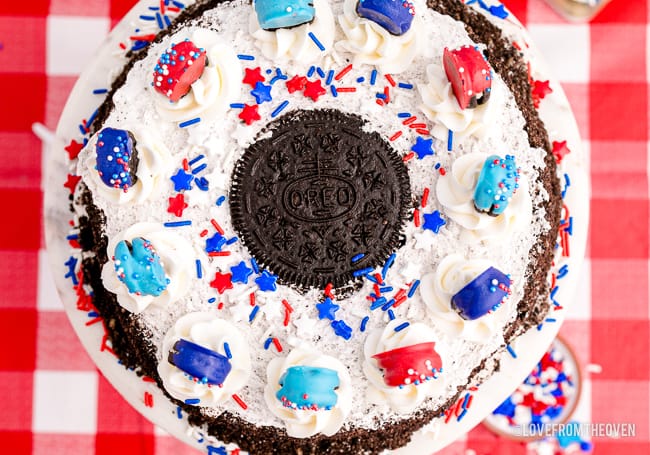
<box><xmin>251</xmin><ymin>82</ymin><xmax>273</xmax><ymax>104</ymax></box>
<box><xmin>422</xmin><ymin>210</ymin><xmax>446</xmax><ymax>234</ymax></box>
<box><xmin>206</xmin><ymin>232</ymin><xmax>227</xmax><ymax>253</ymax></box>
<box><xmin>64</xmin><ymin>174</ymin><xmax>82</xmax><ymax>193</ymax></box>
<box><xmin>488</xmin><ymin>4</ymin><xmax>509</xmax><ymax>19</ymax></box>
<box><xmin>316</xmin><ymin>297</ymin><xmax>340</xmax><ymax>321</ymax></box>
<box><xmin>411</xmin><ymin>137</ymin><xmax>434</xmax><ymax>159</ymax></box>
<box><xmin>243</xmin><ymin>67</ymin><xmax>265</xmax><ymax>88</ymax></box>
<box><xmin>255</xmin><ymin>270</ymin><xmax>278</xmax><ymax>292</ymax></box>
<box><xmin>210</xmin><ymin>272</ymin><xmax>233</xmax><ymax>294</ymax></box>
<box><xmin>331</xmin><ymin>320</ymin><xmax>352</xmax><ymax>340</ymax></box>
<box><xmin>170</xmin><ymin>168</ymin><xmax>193</xmax><ymax>191</ymax></box>
<box><xmin>167</xmin><ymin>193</ymin><xmax>188</xmax><ymax>217</ymax></box>
<box><xmin>230</xmin><ymin>261</ymin><xmax>253</xmax><ymax>284</ymax></box>
<box><xmin>533</xmin><ymin>80</ymin><xmax>553</xmax><ymax>99</ymax></box>
<box><xmin>303</xmin><ymin>79</ymin><xmax>326</xmax><ymax>101</ymax></box>
<box><xmin>65</xmin><ymin>139</ymin><xmax>84</xmax><ymax>160</ymax></box>
<box><xmin>286</xmin><ymin>75</ymin><xmax>307</xmax><ymax>94</ymax></box>
<box><xmin>239</xmin><ymin>104</ymin><xmax>261</xmax><ymax>125</ymax></box>
<box><xmin>552</xmin><ymin>140</ymin><xmax>571</xmax><ymax>164</ymax></box>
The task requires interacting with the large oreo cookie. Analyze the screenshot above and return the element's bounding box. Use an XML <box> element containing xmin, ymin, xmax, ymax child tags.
<box><xmin>230</xmin><ymin>109</ymin><xmax>411</xmax><ymax>289</ymax></box>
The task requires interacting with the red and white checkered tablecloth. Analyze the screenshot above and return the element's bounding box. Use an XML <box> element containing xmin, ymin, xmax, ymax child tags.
<box><xmin>0</xmin><ymin>0</ymin><xmax>648</xmax><ymax>453</ymax></box>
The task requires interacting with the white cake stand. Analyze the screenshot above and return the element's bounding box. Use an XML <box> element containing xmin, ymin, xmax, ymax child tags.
<box><xmin>44</xmin><ymin>0</ymin><xmax>589</xmax><ymax>453</ymax></box>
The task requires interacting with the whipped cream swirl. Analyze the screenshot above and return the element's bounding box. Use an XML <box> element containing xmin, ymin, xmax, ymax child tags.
<box><xmin>158</xmin><ymin>312</ymin><xmax>252</xmax><ymax>406</ymax></box>
<box><xmin>336</xmin><ymin>0</ymin><xmax>421</xmax><ymax>74</ymax></box>
<box><xmin>101</xmin><ymin>223</ymin><xmax>194</xmax><ymax>313</ymax></box>
<box><xmin>363</xmin><ymin>320</ymin><xmax>445</xmax><ymax>414</ymax></box>
<box><xmin>249</xmin><ymin>0</ymin><xmax>335</xmax><ymax>65</ymax></box>
<box><xmin>420</xmin><ymin>254</ymin><xmax>510</xmax><ymax>343</ymax></box>
<box><xmin>418</xmin><ymin>63</ymin><xmax>503</xmax><ymax>141</ymax></box>
<box><xmin>436</xmin><ymin>153</ymin><xmax>532</xmax><ymax>243</ymax></box>
<box><xmin>154</xmin><ymin>29</ymin><xmax>242</xmax><ymax>123</ymax></box>
<box><xmin>77</xmin><ymin>126</ymin><xmax>173</xmax><ymax>205</ymax></box>
<box><xmin>264</xmin><ymin>347</ymin><xmax>352</xmax><ymax>438</ymax></box>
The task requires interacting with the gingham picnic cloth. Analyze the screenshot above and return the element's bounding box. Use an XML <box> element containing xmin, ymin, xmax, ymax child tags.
<box><xmin>0</xmin><ymin>0</ymin><xmax>648</xmax><ymax>453</ymax></box>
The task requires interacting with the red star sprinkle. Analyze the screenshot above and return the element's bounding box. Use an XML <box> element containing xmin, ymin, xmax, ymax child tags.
<box><xmin>286</xmin><ymin>75</ymin><xmax>307</xmax><ymax>94</ymax></box>
<box><xmin>65</xmin><ymin>139</ymin><xmax>84</xmax><ymax>160</ymax></box>
<box><xmin>243</xmin><ymin>67</ymin><xmax>265</xmax><ymax>88</ymax></box>
<box><xmin>533</xmin><ymin>80</ymin><xmax>553</xmax><ymax>99</ymax></box>
<box><xmin>303</xmin><ymin>79</ymin><xmax>327</xmax><ymax>101</ymax></box>
<box><xmin>167</xmin><ymin>193</ymin><xmax>188</xmax><ymax>217</ymax></box>
<box><xmin>239</xmin><ymin>104</ymin><xmax>261</xmax><ymax>125</ymax></box>
<box><xmin>64</xmin><ymin>174</ymin><xmax>82</xmax><ymax>193</ymax></box>
<box><xmin>552</xmin><ymin>140</ymin><xmax>571</xmax><ymax>164</ymax></box>
<box><xmin>210</xmin><ymin>272</ymin><xmax>233</xmax><ymax>294</ymax></box>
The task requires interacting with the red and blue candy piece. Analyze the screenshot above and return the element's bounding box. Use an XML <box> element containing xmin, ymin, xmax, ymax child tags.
<box><xmin>451</xmin><ymin>266</ymin><xmax>511</xmax><ymax>320</ymax></box>
<box><xmin>95</xmin><ymin>128</ymin><xmax>139</xmax><ymax>192</ymax></box>
<box><xmin>153</xmin><ymin>39</ymin><xmax>207</xmax><ymax>102</ymax></box>
<box><xmin>373</xmin><ymin>342</ymin><xmax>442</xmax><ymax>387</ymax></box>
<box><xmin>168</xmin><ymin>338</ymin><xmax>232</xmax><ymax>386</ymax></box>
<box><xmin>357</xmin><ymin>0</ymin><xmax>416</xmax><ymax>36</ymax></box>
<box><xmin>254</xmin><ymin>0</ymin><xmax>316</xmax><ymax>31</ymax></box>
<box><xmin>443</xmin><ymin>45</ymin><xmax>492</xmax><ymax>110</ymax></box>
<box><xmin>276</xmin><ymin>366</ymin><xmax>339</xmax><ymax>410</ymax></box>
<box><xmin>113</xmin><ymin>237</ymin><xmax>169</xmax><ymax>297</ymax></box>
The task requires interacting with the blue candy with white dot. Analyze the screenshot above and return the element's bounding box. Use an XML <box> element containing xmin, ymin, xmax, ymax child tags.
<box><xmin>254</xmin><ymin>0</ymin><xmax>316</xmax><ymax>30</ymax></box>
<box><xmin>451</xmin><ymin>266</ymin><xmax>510</xmax><ymax>320</ymax></box>
<box><xmin>473</xmin><ymin>154</ymin><xmax>519</xmax><ymax>216</ymax></box>
<box><xmin>357</xmin><ymin>0</ymin><xmax>416</xmax><ymax>36</ymax></box>
<box><xmin>276</xmin><ymin>366</ymin><xmax>339</xmax><ymax>410</ymax></box>
<box><xmin>168</xmin><ymin>338</ymin><xmax>232</xmax><ymax>386</ymax></box>
<box><xmin>95</xmin><ymin>128</ymin><xmax>138</xmax><ymax>191</ymax></box>
<box><xmin>113</xmin><ymin>237</ymin><xmax>169</xmax><ymax>297</ymax></box>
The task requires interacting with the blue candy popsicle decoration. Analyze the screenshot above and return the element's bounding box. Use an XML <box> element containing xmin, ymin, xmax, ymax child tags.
<box><xmin>113</xmin><ymin>237</ymin><xmax>169</xmax><ymax>297</ymax></box>
<box><xmin>356</xmin><ymin>0</ymin><xmax>416</xmax><ymax>36</ymax></box>
<box><xmin>473</xmin><ymin>155</ymin><xmax>520</xmax><ymax>216</ymax></box>
<box><xmin>168</xmin><ymin>338</ymin><xmax>232</xmax><ymax>386</ymax></box>
<box><xmin>254</xmin><ymin>0</ymin><xmax>316</xmax><ymax>30</ymax></box>
<box><xmin>276</xmin><ymin>366</ymin><xmax>339</xmax><ymax>410</ymax></box>
<box><xmin>95</xmin><ymin>128</ymin><xmax>139</xmax><ymax>192</ymax></box>
<box><xmin>451</xmin><ymin>267</ymin><xmax>511</xmax><ymax>320</ymax></box>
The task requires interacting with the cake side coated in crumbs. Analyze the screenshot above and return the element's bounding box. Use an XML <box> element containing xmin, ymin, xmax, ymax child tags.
<box><xmin>72</xmin><ymin>0</ymin><xmax>562</xmax><ymax>453</ymax></box>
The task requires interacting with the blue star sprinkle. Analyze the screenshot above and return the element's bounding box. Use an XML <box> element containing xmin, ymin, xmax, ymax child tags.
<box><xmin>255</xmin><ymin>270</ymin><xmax>278</xmax><ymax>292</ymax></box>
<box><xmin>230</xmin><ymin>261</ymin><xmax>253</xmax><ymax>284</ymax></box>
<box><xmin>422</xmin><ymin>210</ymin><xmax>446</xmax><ymax>234</ymax></box>
<box><xmin>205</xmin><ymin>232</ymin><xmax>227</xmax><ymax>253</ymax></box>
<box><xmin>316</xmin><ymin>297</ymin><xmax>340</xmax><ymax>321</ymax></box>
<box><xmin>170</xmin><ymin>169</ymin><xmax>193</xmax><ymax>191</ymax></box>
<box><xmin>331</xmin><ymin>320</ymin><xmax>352</xmax><ymax>340</ymax></box>
<box><xmin>488</xmin><ymin>4</ymin><xmax>509</xmax><ymax>19</ymax></box>
<box><xmin>411</xmin><ymin>137</ymin><xmax>434</xmax><ymax>159</ymax></box>
<box><xmin>251</xmin><ymin>82</ymin><xmax>273</xmax><ymax>104</ymax></box>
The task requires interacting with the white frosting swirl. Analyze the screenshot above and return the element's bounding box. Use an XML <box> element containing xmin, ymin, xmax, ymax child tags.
<box><xmin>101</xmin><ymin>222</ymin><xmax>195</xmax><ymax>313</ymax></box>
<box><xmin>158</xmin><ymin>312</ymin><xmax>252</xmax><ymax>406</ymax></box>
<box><xmin>420</xmin><ymin>254</ymin><xmax>510</xmax><ymax>343</ymax></box>
<box><xmin>436</xmin><ymin>153</ymin><xmax>532</xmax><ymax>243</ymax></box>
<box><xmin>336</xmin><ymin>0</ymin><xmax>421</xmax><ymax>74</ymax></box>
<box><xmin>249</xmin><ymin>0</ymin><xmax>335</xmax><ymax>65</ymax></box>
<box><xmin>77</xmin><ymin>126</ymin><xmax>173</xmax><ymax>205</ymax></box>
<box><xmin>363</xmin><ymin>320</ymin><xmax>445</xmax><ymax>414</ymax></box>
<box><xmin>264</xmin><ymin>347</ymin><xmax>352</xmax><ymax>438</ymax></box>
<box><xmin>418</xmin><ymin>63</ymin><xmax>503</xmax><ymax>141</ymax></box>
<box><xmin>154</xmin><ymin>29</ymin><xmax>242</xmax><ymax>123</ymax></box>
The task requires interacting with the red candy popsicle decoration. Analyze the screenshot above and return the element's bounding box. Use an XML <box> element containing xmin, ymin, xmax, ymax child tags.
<box><xmin>373</xmin><ymin>342</ymin><xmax>443</xmax><ymax>387</ymax></box>
<box><xmin>153</xmin><ymin>39</ymin><xmax>207</xmax><ymax>102</ymax></box>
<box><xmin>443</xmin><ymin>45</ymin><xmax>492</xmax><ymax>110</ymax></box>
